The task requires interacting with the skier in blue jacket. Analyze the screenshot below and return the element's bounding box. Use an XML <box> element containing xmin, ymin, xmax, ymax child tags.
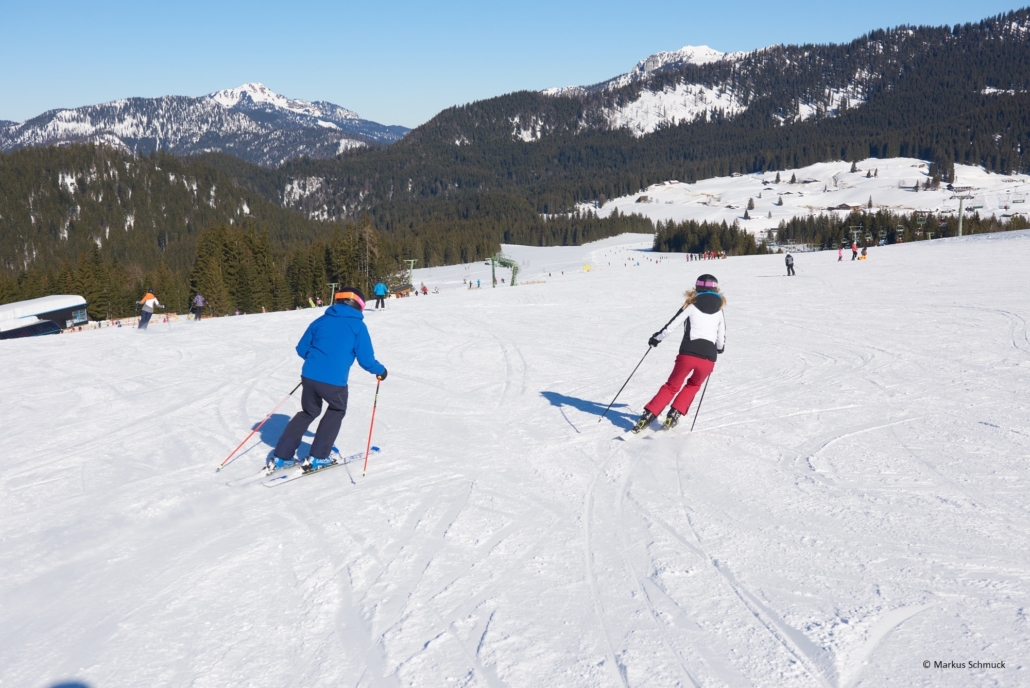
<box><xmin>373</xmin><ymin>280</ymin><xmax>388</xmax><ymax>309</ymax></box>
<box><xmin>269</xmin><ymin>287</ymin><xmax>387</xmax><ymax>472</ymax></box>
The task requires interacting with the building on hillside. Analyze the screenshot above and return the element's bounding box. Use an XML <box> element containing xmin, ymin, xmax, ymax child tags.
<box><xmin>0</xmin><ymin>295</ymin><xmax>88</xmax><ymax>340</ymax></box>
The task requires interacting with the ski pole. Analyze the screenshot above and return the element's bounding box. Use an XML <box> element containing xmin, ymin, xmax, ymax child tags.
<box><xmin>689</xmin><ymin>375</ymin><xmax>711</xmax><ymax>432</ymax></box>
<box><xmin>362</xmin><ymin>377</ymin><xmax>382</xmax><ymax>476</ymax></box>
<box><xmin>598</xmin><ymin>305</ymin><xmax>685</xmax><ymax>422</ymax></box>
<box><xmin>598</xmin><ymin>347</ymin><xmax>650</xmax><ymax>422</ymax></box>
<box><xmin>216</xmin><ymin>381</ymin><xmax>302</xmax><ymax>471</ymax></box>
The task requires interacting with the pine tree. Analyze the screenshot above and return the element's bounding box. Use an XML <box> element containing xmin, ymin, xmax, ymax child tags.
<box><xmin>790</xmin><ymin>173</ymin><xmax>797</xmax><ymax>184</ymax></box>
<box><xmin>775</xmin><ymin>172</ymin><xmax>781</xmax><ymax>184</ymax></box>
<box><xmin>747</xmin><ymin>197</ymin><xmax>755</xmax><ymax>210</ymax></box>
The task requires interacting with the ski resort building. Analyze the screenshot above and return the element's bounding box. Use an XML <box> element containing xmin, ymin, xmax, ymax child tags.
<box><xmin>0</xmin><ymin>295</ymin><xmax>88</xmax><ymax>340</ymax></box>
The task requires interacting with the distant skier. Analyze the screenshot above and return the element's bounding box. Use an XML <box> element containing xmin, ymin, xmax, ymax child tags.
<box><xmin>632</xmin><ymin>274</ymin><xmax>726</xmax><ymax>433</ymax></box>
<box><xmin>838</xmin><ymin>247</ymin><xmax>843</xmax><ymax>262</ymax></box>
<box><xmin>269</xmin><ymin>287</ymin><xmax>387</xmax><ymax>472</ymax></box>
<box><xmin>785</xmin><ymin>253</ymin><xmax>795</xmax><ymax>276</ymax></box>
<box><xmin>136</xmin><ymin>289</ymin><xmax>162</xmax><ymax>330</ymax></box>
<box><xmin>192</xmin><ymin>293</ymin><xmax>206</xmax><ymax>321</ymax></box>
<box><xmin>851</xmin><ymin>241</ymin><xmax>858</xmax><ymax>261</ymax></box>
<box><xmin>860</xmin><ymin>246</ymin><xmax>868</xmax><ymax>260</ymax></box>
<box><xmin>373</xmin><ymin>280</ymin><xmax>388</xmax><ymax>309</ymax></box>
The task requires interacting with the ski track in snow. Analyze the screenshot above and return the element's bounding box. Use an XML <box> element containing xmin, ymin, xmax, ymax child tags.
<box><xmin>2</xmin><ymin>231</ymin><xmax>1030</xmax><ymax>686</ymax></box>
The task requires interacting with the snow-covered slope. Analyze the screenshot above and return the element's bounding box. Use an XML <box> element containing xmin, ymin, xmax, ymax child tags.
<box><xmin>587</xmin><ymin>158</ymin><xmax>1030</xmax><ymax>236</ymax></box>
<box><xmin>2</xmin><ymin>231</ymin><xmax>1028</xmax><ymax>686</ymax></box>
<box><xmin>0</xmin><ymin>83</ymin><xmax>409</xmax><ymax>167</ymax></box>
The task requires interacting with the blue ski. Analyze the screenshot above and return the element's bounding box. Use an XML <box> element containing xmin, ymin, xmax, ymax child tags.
<box><xmin>261</xmin><ymin>447</ymin><xmax>380</xmax><ymax>488</ymax></box>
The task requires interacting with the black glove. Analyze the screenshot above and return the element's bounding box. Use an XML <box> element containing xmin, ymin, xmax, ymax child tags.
<box><xmin>377</xmin><ymin>368</ymin><xmax>388</xmax><ymax>381</ymax></box>
<box><xmin>648</xmin><ymin>333</ymin><xmax>661</xmax><ymax>348</ymax></box>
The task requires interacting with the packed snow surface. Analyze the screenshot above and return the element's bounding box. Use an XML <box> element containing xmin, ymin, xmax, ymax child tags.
<box><xmin>3</xmin><ymin>232</ymin><xmax>1029</xmax><ymax>687</ymax></box>
<box><xmin>588</xmin><ymin>158</ymin><xmax>1030</xmax><ymax>236</ymax></box>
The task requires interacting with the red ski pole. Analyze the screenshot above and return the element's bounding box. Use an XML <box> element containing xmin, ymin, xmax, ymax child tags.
<box><xmin>362</xmin><ymin>377</ymin><xmax>382</xmax><ymax>477</ymax></box>
<box><xmin>216</xmin><ymin>381</ymin><xmax>302</xmax><ymax>471</ymax></box>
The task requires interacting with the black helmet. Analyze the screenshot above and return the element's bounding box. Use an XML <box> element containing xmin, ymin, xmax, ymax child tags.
<box><xmin>333</xmin><ymin>287</ymin><xmax>366</xmax><ymax>311</ymax></box>
<box><xmin>695</xmin><ymin>274</ymin><xmax>718</xmax><ymax>290</ymax></box>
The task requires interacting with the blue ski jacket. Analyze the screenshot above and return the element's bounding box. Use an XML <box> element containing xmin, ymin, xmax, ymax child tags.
<box><xmin>295</xmin><ymin>304</ymin><xmax>385</xmax><ymax>386</ymax></box>
<box><xmin>373</xmin><ymin>282</ymin><xmax>388</xmax><ymax>296</ymax></box>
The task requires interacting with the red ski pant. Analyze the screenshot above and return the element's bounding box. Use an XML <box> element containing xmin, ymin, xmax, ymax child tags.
<box><xmin>645</xmin><ymin>354</ymin><xmax>715</xmax><ymax>417</ymax></box>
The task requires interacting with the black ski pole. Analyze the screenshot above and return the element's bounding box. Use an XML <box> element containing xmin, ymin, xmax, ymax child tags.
<box><xmin>689</xmin><ymin>375</ymin><xmax>711</xmax><ymax>432</ymax></box>
<box><xmin>598</xmin><ymin>347</ymin><xmax>650</xmax><ymax>422</ymax></box>
<box><xmin>598</xmin><ymin>305</ymin><xmax>686</xmax><ymax>423</ymax></box>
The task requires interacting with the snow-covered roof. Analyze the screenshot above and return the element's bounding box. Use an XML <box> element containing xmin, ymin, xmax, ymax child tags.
<box><xmin>0</xmin><ymin>295</ymin><xmax>86</xmax><ymax>322</ymax></box>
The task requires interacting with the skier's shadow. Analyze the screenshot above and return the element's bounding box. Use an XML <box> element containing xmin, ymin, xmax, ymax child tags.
<box><xmin>236</xmin><ymin>413</ymin><xmax>315</xmax><ymax>460</ymax></box>
<box><xmin>540</xmin><ymin>391</ymin><xmax>636</xmax><ymax>432</ymax></box>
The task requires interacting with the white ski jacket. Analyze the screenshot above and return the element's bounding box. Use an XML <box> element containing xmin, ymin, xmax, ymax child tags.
<box><xmin>655</xmin><ymin>293</ymin><xmax>726</xmax><ymax>361</ymax></box>
<box><xmin>139</xmin><ymin>295</ymin><xmax>162</xmax><ymax>313</ymax></box>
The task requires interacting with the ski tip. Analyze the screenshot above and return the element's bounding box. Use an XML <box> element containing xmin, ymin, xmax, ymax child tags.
<box><xmin>371</xmin><ymin>445</ymin><xmax>380</xmax><ymax>452</ymax></box>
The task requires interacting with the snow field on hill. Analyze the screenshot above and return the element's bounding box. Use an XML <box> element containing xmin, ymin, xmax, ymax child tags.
<box><xmin>1</xmin><ymin>231</ymin><xmax>1029</xmax><ymax>687</ymax></box>
<box><xmin>586</xmin><ymin>159</ymin><xmax>1030</xmax><ymax>237</ymax></box>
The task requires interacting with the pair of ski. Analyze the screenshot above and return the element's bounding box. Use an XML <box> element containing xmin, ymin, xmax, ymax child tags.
<box><xmin>619</xmin><ymin>419</ymin><xmax>682</xmax><ymax>441</ymax></box>
<box><xmin>227</xmin><ymin>446</ymin><xmax>381</xmax><ymax>488</ymax></box>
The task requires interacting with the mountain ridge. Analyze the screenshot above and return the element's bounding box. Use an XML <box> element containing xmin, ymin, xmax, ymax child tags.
<box><xmin>0</xmin><ymin>83</ymin><xmax>409</xmax><ymax>167</ymax></box>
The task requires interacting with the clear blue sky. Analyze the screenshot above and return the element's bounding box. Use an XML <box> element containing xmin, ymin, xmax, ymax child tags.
<box><xmin>1</xmin><ymin>0</ymin><xmax>1025</xmax><ymax>128</ymax></box>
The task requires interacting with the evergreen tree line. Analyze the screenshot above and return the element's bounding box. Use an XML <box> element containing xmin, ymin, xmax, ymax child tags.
<box><xmin>652</xmin><ymin>220</ymin><xmax>769</xmax><ymax>255</ymax></box>
<box><xmin>0</xmin><ymin>145</ymin><xmax>657</xmax><ymax>311</ymax></box>
<box><xmin>773</xmin><ymin>208</ymin><xmax>1030</xmax><ymax>249</ymax></box>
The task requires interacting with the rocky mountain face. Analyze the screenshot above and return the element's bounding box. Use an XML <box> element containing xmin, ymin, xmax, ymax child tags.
<box><xmin>0</xmin><ymin>83</ymin><xmax>409</xmax><ymax>167</ymax></box>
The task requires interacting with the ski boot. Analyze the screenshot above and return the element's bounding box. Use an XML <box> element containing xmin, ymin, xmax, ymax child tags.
<box><xmin>265</xmin><ymin>455</ymin><xmax>298</xmax><ymax>475</ymax></box>
<box><xmin>631</xmin><ymin>410</ymin><xmax>656</xmax><ymax>434</ymax></box>
<box><xmin>663</xmin><ymin>409</ymin><xmax>681</xmax><ymax>430</ymax></box>
<box><xmin>301</xmin><ymin>456</ymin><xmax>335</xmax><ymax>473</ymax></box>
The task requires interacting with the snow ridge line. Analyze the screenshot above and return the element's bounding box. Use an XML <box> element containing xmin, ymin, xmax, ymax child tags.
<box><xmin>614</xmin><ymin>444</ymin><xmax>702</xmax><ymax>686</ymax></box>
<box><xmin>582</xmin><ymin>445</ymin><xmax>631</xmax><ymax>687</ymax></box>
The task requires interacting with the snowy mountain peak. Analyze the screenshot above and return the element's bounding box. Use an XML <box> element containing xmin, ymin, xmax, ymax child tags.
<box><xmin>208</xmin><ymin>83</ymin><xmax>359</xmax><ymax>120</ymax></box>
<box><xmin>631</xmin><ymin>45</ymin><xmax>730</xmax><ymax>75</ymax></box>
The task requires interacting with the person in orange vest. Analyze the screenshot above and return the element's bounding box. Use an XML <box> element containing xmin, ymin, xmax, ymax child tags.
<box><xmin>137</xmin><ymin>290</ymin><xmax>162</xmax><ymax>330</ymax></box>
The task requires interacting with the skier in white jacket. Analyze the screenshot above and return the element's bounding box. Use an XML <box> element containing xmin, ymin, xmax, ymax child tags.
<box><xmin>137</xmin><ymin>289</ymin><xmax>163</xmax><ymax>330</ymax></box>
<box><xmin>632</xmin><ymin>273</ymin><xmax>726</xmax><ymax>432</ymax></box>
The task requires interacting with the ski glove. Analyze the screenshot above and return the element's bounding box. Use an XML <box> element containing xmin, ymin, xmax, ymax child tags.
<box><xmin>377</xmin><ymin>368</ymin><xmax>388</xmax><ymax>381</ymax></box>
<box><xmin>648</xmin><ymin>333</ymin><xmax>661</xmax><ymax>348</ymax></box>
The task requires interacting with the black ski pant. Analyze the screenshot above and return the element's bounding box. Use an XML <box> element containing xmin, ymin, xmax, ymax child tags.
<box><xmin>375</xmin><ymin>296</ymin><xmax>385</xmax><ymax>309</ymax></box>
<box><xmin>193</xmin><ymin>306</ymin><xmax>204</xmax><ymax>321</ymax></box>
<box><xmin>274</xmin><ymin>377</ymin><xmax>349</xmax><ymax>460</ymax></box>
<box><xmin>787</xmin><ymin>264</ymin><xmax>795</xmax><ymax>275</ymax></box>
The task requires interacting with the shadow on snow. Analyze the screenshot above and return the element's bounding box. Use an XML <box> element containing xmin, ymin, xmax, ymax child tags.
<box><xmin>540</xmin><ymin>391</ymin><xmax>636</xmax><ymax>432</ymax></box>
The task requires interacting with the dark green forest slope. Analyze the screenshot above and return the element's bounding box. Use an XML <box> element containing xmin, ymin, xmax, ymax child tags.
<box><xmin>2</xmin><ymin>9</ymin><xmax>1028</xmax><ymax>316</ymax></box>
